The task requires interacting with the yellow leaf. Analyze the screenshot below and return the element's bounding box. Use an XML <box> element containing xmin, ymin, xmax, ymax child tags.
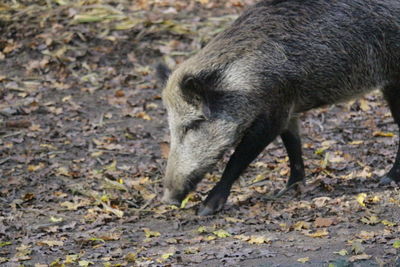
<box><xmin>105</xmin><ymin>160</ymin><xmax>117</xmax><ymax>171</ymax></box>
<box><xmin>90</xmin><ymin>151</ymin><xmax>103</xmax><ymax>157</ymax></box>
<box><xmin>213</xmin><ymin>229</ymin><xmax>231</xmax><ymax>238</ymax></box>
<box><xmin>356</xmin><ymin>193</ymin><xmax>367</xmax><ymax>207</ymax></box>
<box><xmin>248</xmin><ymin>235</ymin><xmax>270</xmax><ymax>244</ymax></box>
<box><xmin>60</xmin><ymin>201</ymin><xmax>81</xmax><ymax>211</ymax></box>
<box><xmin>334</xmin><ymin>249</ymin><xmax>348</xmax><ymax>256</ymax></box>
<box><xmin>114</xmin><ymin>18</ymin><xmax>143</xmax><ymax>30</ymax></box>
<box><xmin>161</xmin><ymin>252</ymin><xmax>174</xmax><ymax>259</ymax></box>
<box><xmin>234</xmin><ymin>234</ymin><xmax>250</xmax><ymax>242</ymax></box>
<box><xmin>28</xmin><ymin>162</ymin><xmax>45</xmax><ymax>172</ymax></box>
<box><xmin>64</xmin><ymin>254</ymin><xmax>79</xmax><ymax>264</ymax></box>
<box><xmin>297</xmin><ymin>257</ymin><xmax>309</xmax><ymax>263</ymax></box>
<box><xmin>360</xmin><ymin>215</ymin><xmax>379</xmax><ymax>225</ymax></box>
<box><xmin>293</xmin><ymin>221</ymin><xmax>310</xmax><ymax>231</ymax></box>
<box><xmin>180</xmin><ymin>194</ymin><xmax>191</xmax><ymax>208</ymax></box>
<box><xmin>393</xmin><ymin>240</ymin><xmax>400</xmax><ymax>248</ymax></box>
<box><xmin>251</xmin><ymin>173</ymin><xmax>266</xmax><ymax>183</ymax></box>
<box><xmin>381</xmin><ymin>220</ymin><xmax>396</xmax><ymax>227</ymax></box>
<box><xmin>197</xmin><ymin>226</ymin><xmax>207</xmax><ymax>234</ymax></box>
<box><xmin>205</xmin><ymin>235</ymin><xmax>216</xmax><ymax>241</ymax></box>
<box><xmin>50</xmin><ymin>216</ymin><xmax>63</xmax><ymax>223</ymax></box>
<box><xmin>368</xmin><ymin>196</ymin><xmax>380</xmax><ymax>203</ymax></box>
<box><xmin>225</xmin><ymin>217</ymin><xmax>244</xmax><ymax>223</ymax></box>
<box><xmin>349</xmin><ymin>140</ymin><xmax>363</xmax><ymax>145</ymax></box>
<box><xmin>124</xmin><ymin>252</ymin><xmax>137</xmax><ymax>262</ymax></box>
<box><xmin>143</xmin><ymin>228</ymin><xmax>161</xmax><ymax>238</ymax></box>
<box><xmin>305</xmin><ymin>229</ymin><xmax>329</xmax><ymax>238</ymax></box>
<box><xmin>78</xmin><ymin>260</ymin><xmax>93</xmax><ymax>266</ymax></box>
<box><xmin>373</xmin><ymin>131</ymin><xmax>394</xmax><ymax>137</ymax></box>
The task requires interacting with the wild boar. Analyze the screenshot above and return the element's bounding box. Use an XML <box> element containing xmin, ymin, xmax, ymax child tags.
<box><xmin>157</xmin><ymin>0</ymin><xmax>400</xmax><ymax>216</ymax></box>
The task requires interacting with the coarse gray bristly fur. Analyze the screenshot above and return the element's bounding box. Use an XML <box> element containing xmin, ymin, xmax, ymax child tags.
<box><xmin>160</xmin><ymin>0</ymin><xmax>400</xmax><ymax>206</ymax></box>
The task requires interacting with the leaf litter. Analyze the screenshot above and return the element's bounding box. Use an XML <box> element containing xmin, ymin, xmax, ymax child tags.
<box><xmin>0</xmin><ymin>0</ymin><xmax>399</xmax><ymax>266</ymax></box>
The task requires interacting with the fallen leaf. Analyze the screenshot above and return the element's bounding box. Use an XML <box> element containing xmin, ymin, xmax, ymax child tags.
<box><xmin>356</xmin><ymin>193</ymin><xmax>367</xmax><ymax>207</ymax></box>
<box><xmin>27</xmin><ymin>162</ymin><xmax>45</xmax><ymax>172</ymax></box>
<box><xmin>297</xmin><ymin>257</ymin><xmax>309</xmax><ymax>263</ymax></box>
<box><xmin>161</xmin><ymin>252</ymin><xmax>174</xmax><ymax>259</ymax></box>
<box><xmin>381</xmin><ymin>220</ymin><xmax>396</xmax><ymax>227</ymax></box>
<box><xmin>360</xmin><ymin>215</ymin><xmax>379</xmax><ymax>225</ymax></box>
<box><xmin>373</xmin><ymin>131</ymin><xmax>394</xmax><ymax>137</ymax></box>
<box><xmin>305</xmin><ymin>229</ymin><xmax>329</xmax><ymax>238</ymax></box>
<box><xmin>351</xmin><ymin>240</ymin><xmax>365</xmax><ymax>254</ymax></box>
<box><xmin>334</xmin><ymin>249</ymin><xmax>348</xmax><ymax>256</ymax></box>
<box><xmin>37</xmin><ymin>240</ymin><xmax>64</xmax><ymax>247</ymax></box>
<box><xmin>349</xmin><ymin>254</ymin><xmax>371</xmax><ymax>262</ymax></box>
<box><xmin>213</xmin><ymin>229</ymin><xmax>231</xmax><ymax>238</ymax></box>
<box><xmin>143</xmin><ymin>228</ymin><xmax>161</xmax><ymax>238</ymax></box>
<box><xmin>248</xmin><ymin>235</ymin><xmax>270</xmax><ymax>244</ymax></box>
<box><xmin>314</xmin><ymin>217</ymin><xmax>334</xmax><ymax>228</ymax></box>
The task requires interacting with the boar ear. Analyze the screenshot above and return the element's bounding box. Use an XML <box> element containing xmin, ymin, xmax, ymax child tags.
<box><xmin>181</xmin><ymin>75</ymin><xmax>212</xmax><ymax>118</ymax></box>
<box><xmin>155</xmin><ymin>63</ymin><xmax>171</xmax><ymax>87</ymax></box>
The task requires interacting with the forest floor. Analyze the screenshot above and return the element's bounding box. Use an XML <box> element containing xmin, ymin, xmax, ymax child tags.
<box><xmin>0</xmin><ymin>1</ymin><xmax>399</xmax><ymax>266</ymax></box>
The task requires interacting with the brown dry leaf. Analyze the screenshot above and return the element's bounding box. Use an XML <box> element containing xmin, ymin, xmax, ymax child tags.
<box><xmin>114</xmin><ymin>89</ymin><xmax>125</xmax><ymax>97</ymax></box>
<box><xmin>314</xmin><ymin>217</ymin><xmax>334</xmax><ymax>228</ymax></box>
<box><xmin>22</xmin><ymin>193</ymin><xmax>35</xmax><ymax>201</ymax></box>
<box><xmin>349</xmin><ymin>254</ymin><xmax>371</xmax><ymax>262</ymax></box>
<box><xmin>312</xmin><ymin>197</ymin><xmax>332</xmax><ymax>208</ymax></box>
<box><xmin>160</xmin><ymin>142</ymin><xmax>170</xmax><ymax>159</ymax></box>
<box><xmin>37</xmin><ymin>240</ymin><xmax>64</xmax><ymax>247</ymax></box>
<box><xmin>102</xmin><ymin>203</ymin><xmax>124</xmax><ymax>218</ymax></box>
<box><xmin>135</xmin><ymin>111</ymin><xmax>152</xmax><ymax>121</ymax></box>
<box><xmin>225</xmin><ymin>217</ymin><xmax>244</xmax><ymax>223</ymax></box>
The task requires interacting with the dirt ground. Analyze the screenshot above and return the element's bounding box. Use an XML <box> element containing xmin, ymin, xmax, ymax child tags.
<box><xmin>0</xmin><ymin>1</ymin><xmax>399</xmax><ymax>266</ymax></box>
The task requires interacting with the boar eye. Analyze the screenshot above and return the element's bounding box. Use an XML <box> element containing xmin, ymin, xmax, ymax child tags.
<box><xmin>182</xmin><ymin>117</ymin><xmax>206</xmax><ymax>133</ymax></box>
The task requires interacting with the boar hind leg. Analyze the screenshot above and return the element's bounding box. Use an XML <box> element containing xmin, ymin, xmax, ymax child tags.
<box><xmin>281</xmin><ymin>117</ymin><xmax>305</xmax><ymax>187</ymax></box>
<box><xmin>197</xmin><ymin>115</ymin><xmax>283</xmax><ymax>216</ymax></box>
<box><xmin>264</xmin><ymin>117</ymin><xmax>305</xmax><ymax>200</ymax></box>
<box><xmin>380</xmin><ymin>84</ymin><xmax>400</xmax><ymax>184</ymax></box>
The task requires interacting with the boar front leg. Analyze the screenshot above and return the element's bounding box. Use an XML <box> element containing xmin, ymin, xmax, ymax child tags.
<box><xmin>380</xmin><ymin>84</ymin><xmax>400</xmax><ymax>184</ymax></box>
<box><xmin>198</xmin><ymin>114</ymin><xmax>285</xmax><ymax>216</ymax></box>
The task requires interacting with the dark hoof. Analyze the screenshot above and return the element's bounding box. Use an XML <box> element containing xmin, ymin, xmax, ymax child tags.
<box><xmin>197</xmin><ymin>205</ymin><xmax>217</xmax><ymax>216</ymax></box>
<box><xmin>263</xmin><ymin>181</ymin><xmax>303</xmax><ymax>200</ymax></box>
<box><xmin>197</xmin><ymin>194</ymin><xmax>228</xmax><ymax>216</ymax></box>
<box><xmin>380</xmin><ymin>176</ymin><xmax>398</xmax><ymax>185</ymax></box>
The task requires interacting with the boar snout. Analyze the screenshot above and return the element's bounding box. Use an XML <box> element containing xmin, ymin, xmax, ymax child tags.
<box><xmin>161</xmin><ymin>188</ymin><xmax>184</xmax><ymax>206</ymax></box>
<box><xmin>161</xmin><ymin>164</ymin><xmax>192</xmax><ymax>206</ymax></box>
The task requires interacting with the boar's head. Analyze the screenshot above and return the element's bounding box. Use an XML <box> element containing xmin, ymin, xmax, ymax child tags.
<box><xmin>157</xmin><ymin>57</ymin><xmax>262</xmax><ymax>205</ymax></box>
